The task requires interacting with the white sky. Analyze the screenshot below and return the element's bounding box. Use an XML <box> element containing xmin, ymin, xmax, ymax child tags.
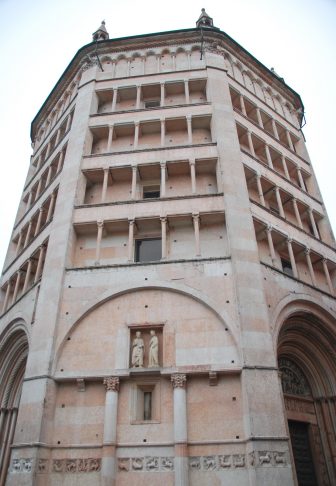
<box><xmin>0</xmin><ymin>0</ymin><xmax>335</xmax><ymax>269</ymax></box>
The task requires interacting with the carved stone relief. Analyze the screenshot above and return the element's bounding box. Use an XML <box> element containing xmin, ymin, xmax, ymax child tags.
<box><xmin>10</xmin><ymin>458</ymin><xmax>33</xmax><ymax>473</ymax></box>
<box><xmin>279</xmin><ymin>358</ymin><xmax>311</xmax><ymax>396</ymax></box>
<box><xmin>118</xmin><ymin>457</ymin><xmax>174</xmax><ymax>472</ymax></box>
<box><xmin>52</xmin><ymin>458</ymin><xmax>101</xmax><ymax>473</ymax></box>
<box><xmin>130</xmin><ymin>328</ymin><xmax>161</xmax><ymax>368</ymax></box>
<box><xmin>188</xmin><ymin>452</ymin><xmax>286</xmax><ymax>471</ymax></box>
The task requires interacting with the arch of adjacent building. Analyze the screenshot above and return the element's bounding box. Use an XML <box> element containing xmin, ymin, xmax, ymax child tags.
<box><xmin>0</xmin><ymin>320</ymin><xmax>29</xmax><ymax>485</ymax></box>
<box><xmin>274</xmin><ymin>295</ymin><xmax>336</xmax><ymax>485</ymax></box>
<box><xmin>54</xmin><ymin>280</ymin><xmax>240</xmax><ymax>369</ymax></box>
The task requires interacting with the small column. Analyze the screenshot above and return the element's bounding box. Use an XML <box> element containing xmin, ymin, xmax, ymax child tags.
<box><xmin>287</xmin><ymin>238</ymin><xmax>298</xmax><ymax>279</ymax></box>
<box><xmin>256</xmin><ymin>175</ymin><xmax>265</xmax><ymax>206</ymax></box>
<box><xmin>34</xmin><ymin>208</ymin><xmax>45</xmax><ymax>236</ymax></box>
<box><xmin>131</xmin><ymin>166</ymin><xmax>137</xmax><ymax>200</ymax></box>
<box><xmin>322</xmin><ymin>259</ymin><xmax>334</xmax><ymax>296</ymax></box>
<box><xmin>239</xmin><ymin>94</ymin><xmax>247</xmax><ymax>116</ymax></box>
<box><xmin>192</xmin><ymin>213</ymin><xmax>201</xmax><ymax>256</ymax></box>
<box><xmin>160</xmin><ymin>118</ymin><xmax>165</xmax><ymax>147</ymax></box>
<box><xmin>46</xmin><ymin>192</ymin><xmax>56</xmax><ymax>222</ymax></box>
<box><xmin>128</xmin><ymin>219</ymin><xmax>135</xmax><ymax>261</ymax></box>
<box><xmin>111</xmin><ymin>61</ymin><xmax>116</xmax><ymax>78</ymax></box>
<box><xmin>308</xmin><ymin>208</ymin><xmax>320</xmax><ymax>239</ymax></box>
<box><xmin>102</xmin><ymin>377</ymin><xmax>120</xmax><ymax>486</ymax></box>
<box><xmin>56</xmin><ymin>150</ymin><xmax>64</xmax><ymax>173</ymax></box>
<box><xmin>112</xmin><ymin>88</ymin><xmax>118</xmax><ymax>112</ymax></box>
<box><xmin>256</xmin><ymin>107</ymin><xmax>264</xmax><ymax>128</ymax></box>
<box><xmin>45</xmin><ymin>165</ymin><xmax>53</xmax><ymax>187</ymax></box>
<box><xmin>15</xmin><ymin>231</ymin><xmax>23</xmax><ymax>256</ymax></box>
<box><xmin>22</xmin><ymin>259</ymin><xmax>33</xmax><ymax>294</ymax></box>
<box><xmin>266</xmin><ymin>225</ymin><xmax>276</xmax><ymax>265</ymax></box>
<box><xmin>45</xmin><ymin>142</ymin><xmax>51</xmax><ymax>160</ymax></box>
<box><xmin>26</xmin><ymin>191</ymin><xmax>33</xmax><ymax>209</ymax></box>
<box><xmin>189</xmin><ymin>159</ymin><xmax>196</xmax><ymax>194</ymax></box>
<box><xmin>107</xmin><ymin>124</ymin><xmax>114</xmax><ymax>152</ymax></box>
<box><xmin>55</xmin><ymin>127</ymin><xmax>61</xmax><ymax>146</ymax></box>
<box><xmin>36</xmin><ymin>155</ymin><xmax>42</xmax><ymax>170</ymax></box>
<box><xmin>271</xmin><ymin>119</ymin><xmax>279</xmax><ymax>140</ymax></box>
<box><xmin>65</xmin><ymin>113</ymin><xmax>72</xmax><ymax>132</ymax></box>
<box><xmin>24</xmin><ymin>221</ymin><xmax>33</xmax><ymax>247</ymax></box>
<box><xmin>247</xmin><ymin>130</ymin><xmax>255</xmax><ymax>157</ymax></box>
<box><xmin>305</xmin><ymin>248</ymin><xmax>316</xmax><ymax>286</ymax></box>
<box><xmin>156</xmin><ymin>55</ymin><xmax>161</xmax><ymax>73</ymax></box>
<box><xmin>297</xmin><ymin>167</ymin><xmax>306</xmax><ymax>190</ymax></box>
<box><xmin>160</xmin><ymin>82</ymin><xmax>165</xmax><ymax>107</ymax></box>
<box><xmin>171</xmin><ymin>374</ymin><xmax>188</xmax><ymax>486</ymax></box>
<box><xmin>265</xmin><ymin>144</ymin><xmax>273</xmax><ymax>169</ymax></box>
<box><xmin>136</xmin><ymin>85</ymin><xmax>141</xmax><ymax>109</ymax></box>
<box><xmin>35</xmin><ymin>178</ymin><xmax>43</xmax><ymax>200</ymax></box>
<box><xmin>161</xmin><ymin>217</ymin><xmax>167</xmax><ymax>259</ymax></box>
<box><xmin>2</xmin><ymin>282</ymin><xmax>11</xmax><ymax>314</ymax></box>
<box><xmin>186</xmin><ymin>115</ymin><xmax>192</xmax><ymax>145</ymax></box>
<box><xmin>101</xmin><ymin>168</ymin><xmax>109</xmax><ymax>203</ymax></box>
<box><xmin>134</xmin><ymin>121</ymin><xmax>140</xmax><ymax>149</ymax></box>
<box><xmin>187</xmin><ymin>51</ymin><xmax>191</xmax><ymax>70</ymax></box>
<box><xmin>184</xmin><ymin>79</ymin><xmax>190</xmax><ymax>104</ymax></box>
<box><xmin>160</xmin><ymin>161</ymin><xmax>166</xmax><ymax>197</ymax></box>
<box><xmin>95</xmin><ymin>221</ymin><xmax>104</xmax><ymax>264</ymax></box>
<box><xmin>34</xmin><ymin>245</ymin><xmax>46</xmax><ymax>283</ymax></box>
<box><xmin>274</xmin><ymin>186</ymin><xmax>285</xmax><ymax>218</ymax></box>
<box><xmin>11</xmin><ymin>271</ymin><xmax>22</xmax><ymax>304</ymax></box>
<box><xmin>292</xmin><ymin>198</ymin><xmax>303</xmax><ymax>229</ymax></box>
<box><xmin>286</xmin><ymin>130</ymin><xmax>294</xmax><ymax>151</ymax></box>
<box><xmin>281</xmin><ymin>155</ymin><xmax>290</xmax><ymax>179</ymax></box>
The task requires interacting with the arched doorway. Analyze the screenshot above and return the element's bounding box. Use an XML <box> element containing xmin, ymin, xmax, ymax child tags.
<box><xmin>278</xmin><ymin>312</ymin><xmax>336</xmax><ymax>486</ymax></box>
<box><xmin>0</xmin><ymin>327</ymin><xmax>28</xmax><ymax>485</ymax></box>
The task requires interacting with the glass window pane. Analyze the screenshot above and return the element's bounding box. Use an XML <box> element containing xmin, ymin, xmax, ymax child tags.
<box><xmin>135</xmin><ymin>238</ymin><xmax>161</xmax><ymax>262</ymax></box>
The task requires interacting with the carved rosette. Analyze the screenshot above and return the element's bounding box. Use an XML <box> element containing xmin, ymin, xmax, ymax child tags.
<box><xmin>171</xmin><ymin>373</ymin><xmax>187</xmax><ymax>389</ymax></box>
<box><xmin>104</xmin><ymin>376</ymin><xmax>120</xmax><ymax>392</ymax></box>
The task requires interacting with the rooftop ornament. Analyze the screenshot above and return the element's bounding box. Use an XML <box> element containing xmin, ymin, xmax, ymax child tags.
<box><xmin>92</xmin><ymin>20</ymin><xmax>109</xmax><ymax>42</ymax></box>
<box><xmin>196</xmin><ymin>8</ymin><xmax>216</xmax><ymax>29</ymax></box>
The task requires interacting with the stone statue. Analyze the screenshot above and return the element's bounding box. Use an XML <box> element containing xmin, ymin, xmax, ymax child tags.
<box><xmin>131</xmin><ymin>331</ymin><xmax>144</xmax><ymax>367</ymax></box>
<box><xmin>148</xmin><ymin>330</ymin><xmax>159</xmax><ymax>367</ymax></box>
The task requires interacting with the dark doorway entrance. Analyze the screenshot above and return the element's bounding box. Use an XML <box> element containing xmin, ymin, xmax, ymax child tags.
<box><xmin>288</xmin><ymin>420</ymin><xmax>318</xmax><ymax>486</ymax></box>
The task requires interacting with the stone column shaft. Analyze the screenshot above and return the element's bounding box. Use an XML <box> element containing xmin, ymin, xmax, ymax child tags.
<box><xmin>112</xmin><ymin>88</ymin><xmax>118</xmax><ymax>112</ymax></box>
<box><xmin>2</xmin><ymin>283</ymin><xmax>11</xmax><ymax>313</ymax></box>
<box><xmin>256</xmin><ymin>107</ymin><xmax>264</xmax><ymax>128</ymax></box>
<box><xmin>24</xmin><ymin>222</ymin><xmax>33</xmax><ymax>248</ymax></box>
<box><xmin>22</xmin><ymin>259</ymin><xmax>32</xmax><ymax>294</ymax></box>
<box><xmin>27</xmin><ymin>191</ymin><xmax>33</xmax><ymax>209</ymax></box>
<box><xmin>35</xmin><ymin>178</ymin><xmax>43</xmax><ymax>200</ymax></box>
<box><xmin>265</xmin><ymin>144</ymin><xmax>273</xmax><ymax>169</ymax></box>
<box><xmin>171</xmin><ymin>374</ymin><xmax>188</xmax><ymax>486</ymax></box>
<box><xmin>190</xmin><ymin>160</ymin><xmax>196</xmax><ymax>194</ymax></box>
<box><xmin>136</xmin><ymin>85</ymin><xmax>141</xmax><ymax>109</ymax></box>
<box><xmin>65</xmin><ymin>113</ymin><xmax>72</xmax><ymax>132</ymax></box>
<box><xmin>56</xmin><ymin>150</ymin><xmax>64</xmax><ymax>173</ymax></box>
<box><xmin>161</xmin><ymin>118</ymin><xmax>165</xmax><ymax>147</ymax></box>
<box><xmin>266</xmin><ymin>226</ymin><xmax>276</xmax><ymax>265</ymax></box>
<box><xmin>34</xmin><ymin>245</ymin><xmax>46</xmax><ymax>283</ymax></box>
<box><xmin>281</xmin><ymin>155</ymin><xmax>290</xmax><ymax>179</ymax></box>
<box><xmin>160</xmin><ymin>83</ymin><xmax>165</xmax><ymax>106</ymax></box>
<box><xmin>131</xmin><ymin>166</ymin><xmax>137</xmax><ymax>200</ymax></box>
<box><xmin>12</xmin><ymin>271</ymin><xmax>22</xmax><ymax>304</ymax></box>
<box><xmin>184</xmin><ymin>80</ymin><xmax>190</xmax><ymax>104</ymax></box>
<box><xmin>186</xmin><ymin>115</ymin><xmax>192</xmax><ymax>145</ymax></box>
<box><xmin>305</xmin><ymin>249</ymin><xmax>316</xmax><ymax>286</ymax></box>
<box><xmin>95</xmin><ymin>221</ymin><xmax>104</xmax><ymax>263</ymax></box>
<box><xmin>308</xmin><ymin>209</ymin><xmax>320</xmax><ymax>239</ymax></box>
<box><xmin>160</xmin><ymin>161</ymin><xmax>166</xmax><ymax>197</ymax></box>
<box><xmin>16</xmin><ymin>231</ymin><xmax>23</xmax><ymax>256</ymax></box>
<box><xmin>128</xmin><ymin>220</ymin><xmax>135</xmax><ymax>261</ymax></box>
<box><xmin>322</xmin><ymin>259</ymin><xmax>334</xmax><ymax>296</ymax></box>
<box><xmin>107</xmin><ymin>125</ymin><xmax>114</xmax><ymax>152</ymax></box>
<box><xmin>292</xmin><ymin>198</ymin><xmax>303</xmax><ymax>229</ymax></box>
<box><xmin>102</xmin><ymin>377</ymin><xmax>119</xmax><ymax>486</ymax></box>
<box><xmin>34</xmin><ymin>208</ymin><xmax>45</xmax><ymax>236</ymax></box>
<box><xmin>161</xmin><ymin>217</ymin><xmax>167</xmax><ymax>259</ymax></box>
<box><xmin>134</xmin><ymin>122</ymin><xmax>139</xmax><ymax>149</ymax></box>
<box><xmin>45</xmin><ymin>165</ymin><xmax>53</xmax><ymax>187</ymax></box>
<box><xmin>192</xmin><ymin>213</ymin><xmax>201</xmax><ymax>256</ymax></box>
<box><xmin>46</xmin><ymin>192</ymin><xmax>56</xmax><ymax>222</ymax></box>
<box><xmin>297</xmin><ymin>167</ymin><xmax>306</xmax><ymax>191</ymax></box>
<box><xmin>256</xmin><ymin>175</ymin><xmax>265</xmax><ymax>206</ymax></box>
<box><xmin>272</xmin><ymin>119</ymin><xmax>279</xmax><ymax>139</ymax></box>
<box><xmin>239</xmin><ymin>94</ymin><xmax>247</xmax><ymax>116</ymax></box>
<box><xmin>275</xmin><ymin>186</ymin><xmax>285</xmax><ymax>218</ymax></box>
<box><xmin>287</xmin><ymin>239</ymin><xmax>298</xmax><ymax>278</ymax></box>
<box><xmin>286</xmin><ymin>130</ymin><xmax>294</xmax><ymax>151</ymax></box>
<box><xmin>101</xmin><ymin>168</ymin><xmax>109</xmax><ymax>203</ymax></box>
<box><xmin>247</xmin><ymin>130</ymin><xmax>255</xmax><ymax>157</ymax></box>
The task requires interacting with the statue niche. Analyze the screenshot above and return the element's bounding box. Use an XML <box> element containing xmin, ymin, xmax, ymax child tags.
<box><xmin>130</xmin><ymin>328</ymin><xmax>161</xmax><ymax>368</ymax></box>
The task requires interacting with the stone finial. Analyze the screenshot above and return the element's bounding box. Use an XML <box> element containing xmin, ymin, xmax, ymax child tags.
<box><xmin>196</xmin><ymin>8</ymin><xmax>215</xmax><ymax>29</ymax></box>
<box><xmin>92</xmin><ymin>20</ymin><xmax>109</xmax><ymax>42</ymax></box>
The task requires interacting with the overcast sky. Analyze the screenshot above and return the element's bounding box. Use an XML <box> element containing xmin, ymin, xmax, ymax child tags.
<box><xmin>0</xmin><ymin>0</ymin><xmax>335</xmax><ymax>269</ymax></box>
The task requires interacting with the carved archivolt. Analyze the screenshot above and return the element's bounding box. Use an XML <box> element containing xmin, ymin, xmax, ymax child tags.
<box><xmin>279</xmin><ymin>357</ymin><xmax>311</xmax><ymax>396</ymax></box>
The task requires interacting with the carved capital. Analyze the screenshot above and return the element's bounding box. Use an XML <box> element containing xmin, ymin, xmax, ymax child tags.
<box><xmin>104</xmin><ymin>376</ymin><xmax>120</xmax><ymax>392</ymax></box>
<box><xmin>171</xmin><ymin>373</ymin><xmax>187</xmax><ymax>389</ymax></box>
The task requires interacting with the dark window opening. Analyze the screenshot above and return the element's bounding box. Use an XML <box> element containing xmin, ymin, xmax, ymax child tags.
<box><xmin>143</xmin><ymin>185</ymin><xmax>160</xmax><ymax>199</ymax></box>
<box><xmin>144</xmin><ymin>100</ymin><xmax>160</xmax><ymax>109</ymax></box>
<box><xmin>281</xmin><ymin>258</ymin><xmax>293</xmax><ymax>277</ymax></box>
<box><xmin>135</xmin><ymin>238</ymin><xmax>162</xmax><ymax>262</ymax></box>
<box><xmin>143</xmin><ymin>391</ymin><xmax>152</xmax><ymax>420</ymax></box>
